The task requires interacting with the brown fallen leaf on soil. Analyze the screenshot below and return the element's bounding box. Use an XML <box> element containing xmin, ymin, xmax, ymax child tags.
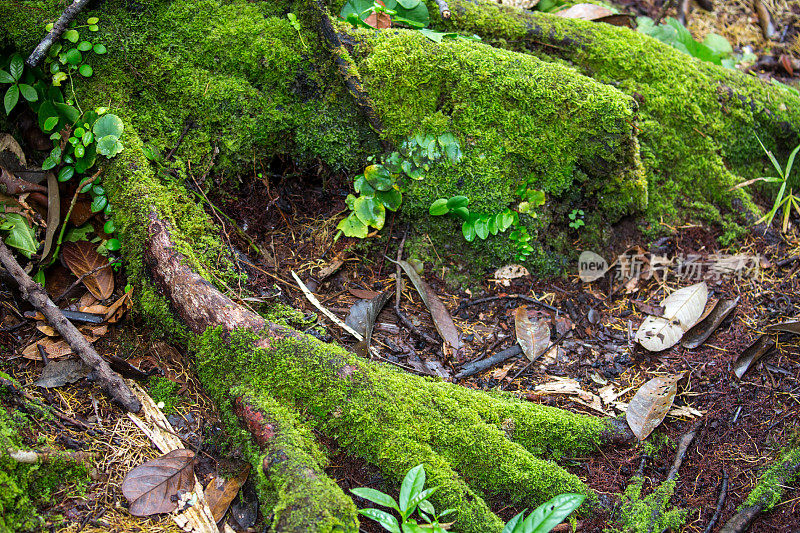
<box><xmin>514</xmin><ymin>306</ymin><xmax>550</xmax><ymax>362</ymax></box>
<box><xmin>122</xmin><ymin>448</ymin><xmax>196</xmax><ymax>516</ymax></box>
<box><xmin>348</xmin><ymin>287</ymin><xmax>381</xmax><ymax>300</ymax></box>
<box><xmin>681</xmin><ymin>297</ymin><xmax>739</xmax><ymax>349</ymax></box>
<box><xmin>0</xmin><ymin>133</ymin><xmax>27</xmax><ymax>166</ymax></box>
<box><xmin>734</xmin><ymin>335</ymin><xmax>775</xmax><ymax>379</ymax></box>
<box><xmin>635</xmin><ymin>282</ymin><xmax>708</xmax><ymax>351</ymax></box>
<box><xmin>626</xmin><ymin>372</ymin><xmax>686</xmax><ymax>441</ymax></box>
<box><xmin>397</xmin><ymin>260</ymin><xmax>461</xmax><ymax>350</ymax></box>
<box><xmin>61</xmin><ymin>241</ymin><xmax>114</xmax><ymax>300</ymax></box>
<box><xmin>34</xmin><ymin>358</ymin><xmax>90</xmax><ymax>388</ymax></box>
<box><xmin>205</xmin><ymin>465</ymin><xmax>251</xmax><ymax>522</ymax></box>
<box><xmin>22</xmin><ymin>325</ymin><xmax>107</xmax><ymax>360</ymax></box>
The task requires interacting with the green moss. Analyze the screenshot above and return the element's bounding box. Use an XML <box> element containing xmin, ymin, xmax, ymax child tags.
<box><xmin>195</xmin><ymin>326</ymin><xmax>611</xmax><ymax>532</ymax></box>
<box><xmin>147</xmin><ymin>376</ymin><xmax>181</xmax><ymax>414</ymax></box>
<box><xmin>743</xmin><ymin>445</ymin><xmax>800</xmax><ymax>511</ymax></box>
<box><xmin>615</xmin><ymin>477</ymin><xmax>689</xmax><ymax>533</ymax></box>
<box><xmin>0</xmin><ymin>373</ymin><xmax>89</xmax><ymax>533</ymax></box>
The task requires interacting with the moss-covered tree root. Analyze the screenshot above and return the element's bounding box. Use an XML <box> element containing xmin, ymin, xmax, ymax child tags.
<box><xmin>131</xmin><ymin>180</ymin><xmax>635</xmax><ymax>531</ymax></box>
<box><xmin>719</xmin><ymin>444</ymin><xmax>800</xmax><ymax>533</ymax></box>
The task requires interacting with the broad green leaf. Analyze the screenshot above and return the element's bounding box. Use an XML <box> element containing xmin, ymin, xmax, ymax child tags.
<box><xmin>357</xmin><ymin>508</ymin><xmax>400</xmax><ymax>533</ymax></box>
<box><xmin>1</xmin><ymin>213</ymin><xmax>38</xmax><ymax>258</ymax></box>
<box><xmin>93</xmin><ymin>43</ymin><xmax>107</xmax><ymax>54</ymax></box>
<box><xmin>420</xmin><ymin>28</ymin><xmax>444</xmax><ymax>43</ymax></box>
<box><xmin>75</xmin><ymin>142</ymin><xmax>97</xmax><ymax>173</ymax></box>
<box><xmin>339</xmin><ymin>0</ymin><xmax>376</xmax><ymax>22</ymax></box>
<box><xmin>399</xmin><ymin>464</ymin><xmax>426</xmax><ymax>515</ymax></box>
<box><xmin>77</xmin><ymin>41</ymin><xmax>92</xmax><ymax>51</ymax></box>
<box><xmin>446</xmin><ymin>195</ymin><xmax>468</xmax><ymax>209</ymax></box>
<box><xmin>90</xmin><ymin>194</ymin><xmax>107</xmax><ymax>213</ymax></box>
<box><xmin>93</xmin><ymin>113</ymin><xmax>124</xmax><ymax>138</ymax></box>
<box><xmin>43</xmin><ymin>116</ymin><xmax>59</xmax><ymax>131</ymax></box>
<box><xmin>702</xmin><ymin>33</ymin><xmax>732</xmax><ymax>56</ymax></box>
<box><xmin>522</xmin><ymin>493</ymin><xmax>584</xmax><ymax>533</ymax></box>
<box><xmin>88</xmin><ymin>24</ymin><xmax>99</xmax><ymax>31</ymax></box>
<box><xmin>354</xmin><ymin>196</ymin><xmax>386</xmax><ymax>229</ymax></box>
<box><xmin>405</xmin><ymin>487</ymin><xmax>437</xmax><ymax>519</ymax></box>
<box><xmin>393</xmin><ymin>1</ymin><xmax>429</xmax><ymax>28</ymax></box>
<box><xmin>58</xmin><ymin>166</ymin><xmax>74</xmax><ymax>182</ymax></box>
<box><xmin>50</xmin><ymin>62</ymin><xmax>60</xmax><ymax>74</ymax></box>
<box><xmin>65</xmin><ymin>48</ymin><xmax>82</xmax><ymax>65</ymax></box>
<box><xmin>437</xmin><ymin>132</ymin><xmax>456</xmax><ymax>147</ymax></box>
<box><xmin>96</xmin><ymin>135</ymin><xmax>123</xmax><ymax>157</ymax></box>
<box><xmin>376</xmin><ymin>187</ymin><xmax>402</xmax><ymax>211</ymax></box>
<box><xmin>488</xmin><ymin>215</ymin><xmax>499</xmax><ymax>235</ymax></box>
<box><xmin>65</xmin><ymin>223</ymin><xmax>93</xmax><ymax>242</ymax></box>
<box><xmin>501</xmin><ymin>510</ymin><xmax>526</xmax><ymax>533</ymax></box>
<box><xmin>9</xmin><ymin>56</ymin><xmax>23</xmax><ymax>81</ymax></box>
<box><xmin>74</xmin><ymin>143</ymin><xmax>85</xmax><ymax>158</ymax></box>
<box><xmin>354</xmin><ymin>175</ymin><xmax>376</xmax><ymax>197</ymax></box>
<box><xmin>396</xmin><ymin>0</ymin><xmax>420</xmax><ymax>8</ymax></box>
<box><xmin>79</xmin><ymin>64</ymin><xmax>93</xmax><ymax>77</ymax></box>
<box><xmin>105</xmin><ymin>238</ymin><xmax>121</xmax><ymax>251</ymax></box>
<box><xmin>87</xmin><ymin>16</ymin><xmax>99</xmax><ymax>24</ymax></box>
<box><xmin>474</xmin><ymin>216</ymin><xmax>490</xmax><ymax>240</ymax></box>
<box><xmin>82</xmin><ymin>131</ymin><xmax>94</xmax><ymax>145</ymax></box>
<box><xmin>462</xmin><ymin>220</ymin><xmax>476</xmax><ymax>242</ymax></box>
<box><xmin>444</xmin><ymin>142</ymin><xmax>462</xmax><ymax>162</ymax></box>
<box><xmin>42</xmin><ymin>155</ymin><xmax>58</xmax><ymax>170</ymax></box>
<box><xmin>18</xmin><ymin>83</ymin><xmax>37</xmax><ymax>102</ymax></box>
<box><xmin>429</xmin><ymin>198</ymin><xmax>449</xmax><ymax>216</ymax></box>
<box><xmin>4</xmin><ymin>85</ymin><xmax>19</xmax><ymax>114</ymax></box>
<box><xmin>364</xmin><ymin>164</ymin><xmax>394</xmax><ymax>191</ymax></box>
<box><xmin>63</xmin><ymin>29</ymin><xmax>79</xmax><ymax>42</ymax></box>
<box><xmin>104</xmin><ymin>220</ymin><xmax>115</xmax><ymax>234</ymax></box>
<box><xmin>93</xmin><ymin>185</ymin><xmax>105</xmax><ymax>196</ymax></box>
<box><xmin>337</xmin><ymin>213</ymin><xmax>368</xmax><ymax>238</ymax></box>
<box><xmin>54</xmin><ymin>102</ymin><xmax>80</xmax><ymax>124</ymax></box>
<box><xmin>451</xmin><ymin>206</ymin><xmax>470</xmax><ymax>221</ymax></box>
<box><xmin>497</xmin><ymin>209</ymin><xmax>515</xmax><ymax>231</ymax></box>
<box><xmin>0</xmin><ymin>70</ymin><xmax>14</xmax><ymax>84</ymax></box>
<box><xmin>350</xmin><ymin>487</ymin><xmax>399</xmax><ymax>511</ymax></box>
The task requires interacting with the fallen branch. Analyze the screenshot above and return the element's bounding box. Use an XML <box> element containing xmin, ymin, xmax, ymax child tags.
<box><xmin>434</xmin><ymin>0</ymin><xmax>451</xmax><ymax>18</ymax></box>
<box><xmin>0</xmin><ymin>241</ymin><xmax>140</xmax><ymax>412</ymax></box>
<box><xmin>703</xmin><ymin>470</ymin><xmax>728</xmax><ymax>533</ymax></box>
<box><xmin>26</xmin><ymin>0</ymin><xmax>92</xmax><ymax>67</ymax></box>
<box><xmin>455</xmin><ymin>344</ymin><xmax>522</xmax><ymax>379</ymax></box>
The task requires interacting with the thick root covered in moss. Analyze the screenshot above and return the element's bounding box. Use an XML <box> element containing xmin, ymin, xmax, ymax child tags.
<box><xmin>616</xmin><ymin>477</ymin><xmax>688</xmax><ymax>533</ymax></box>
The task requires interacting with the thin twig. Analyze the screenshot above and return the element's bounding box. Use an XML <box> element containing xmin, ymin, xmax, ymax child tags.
<box><xmin>703</xmin><ymin>470</ymin><xmax>728</xmax><ymax>533</ymax></box>
<box><xmin>54</xmin><ymin>263</ymin><xmax>112</xmax><ymax>303</ymax></box>
<box><xmin>27</xmin><ymin>0</ymin><xmax>92</xmax><ymax>67</ymax></box>
<box><xmin>434</xmin><ymin>0</ymin><xmax>451</xmax><ymax>18</ymax></box>
<box><xmin>457</xmin><ymin>294</ymin><xmax>559</xmax><ymax>314</ymax></box>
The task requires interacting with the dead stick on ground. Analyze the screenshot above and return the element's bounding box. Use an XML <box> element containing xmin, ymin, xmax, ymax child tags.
<box><xmin>0</xmin><ymin>241</ymin><xmax>140</xmax><ymax>412</ymax></box>
<box><xmin>26</xmin><ymin>0</ymin><xmax>92</xmax><ymax>67</ymax></box>
<box><xmin>434</xmin><ymin>0</ymin><xmax>451</xmax><ymax>18</ymax></box>
<box><xmin>667</xmin><ymin>419</ymin><xmax>702</xmax><ymax>481</ymax></box>
<box><xmin>703</xmin><ymin>470</ymin><xmax>728</xmax><ymax>533</ymax></box>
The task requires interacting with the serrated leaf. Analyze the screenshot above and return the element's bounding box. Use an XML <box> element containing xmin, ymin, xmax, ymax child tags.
<box><xmin>635</xmin><ymin>282</ymin><xmax>708</xmax><ymax>351</ymax></box>
<box><xmin>96</xmin><ymin>135</ymin><xmax>123</xmax><ymax>157</ymax></box>
<box><xmin>61</xmin><ymin>240</ymin><xmax>114</xmax><ymax>299</ymax></box>
<box><xmin>514</xmin><ymin>306</ymin><xmax>550</xmax><ymax>362</ymax></box>
<box><xmin>121</xmin><ymin>449</ymin><xmax>196</xmax><ymax>516</ymax></box>
<box><xmin>625</xmin><ymin>372</ymin><xmax>685</xmax><ymax>440</ymax></box>
<box><xmin>93</xmin><ymin>113</ymin><xmax>124</xmax><ymax>138</ymax></box>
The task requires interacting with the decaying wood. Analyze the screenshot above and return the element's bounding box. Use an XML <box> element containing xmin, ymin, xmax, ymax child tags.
<box><xmin>7</xmin><ymin>448</ymin><xmax>94</xmax><ymax>464</ymax></box>
<box><xmin>0</xmin><ymin>241</ymin><xmax>140</xmax><ymax>412</ymax></box>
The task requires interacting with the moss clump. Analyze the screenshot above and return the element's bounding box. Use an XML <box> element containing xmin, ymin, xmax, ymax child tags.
<box><xmin>195</xmin><ymin>327</ymin><xmax>612</xmax><ymax>532</ymax></box>
<box><xmin>147</xmin><ymin>376</ymin><xmax>181</xmax><ymax>414</ymax></box>
<box><xmin>0</xmin><ymin>373</ymin><xmax>89</xmax><ymax>533</ymax></box>
<box><xmin>743</xmin><ymin>444</ymin><xmax>800</xmax><ymax>511</ymax></box>
<box><xmin>615</xmin><ymin>477</ymin><xmax>689</xmax><ymax>533</ymax></box>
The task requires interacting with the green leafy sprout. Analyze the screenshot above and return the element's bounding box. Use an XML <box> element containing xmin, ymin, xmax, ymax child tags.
<box><xmin>732</xmin><ymin>137</ymin><xmax>800</xmax><ymax>233</ymax></box>
<box><xmin>352</xmin><ymin>463</ymin><xmax>585</xmax><ymax>533</ymax></box>
<box><xmin>0</xmin><ymin>55</ymin><xmax>38</xmax><ymax>115</ymax></box>
<box><xmin>568</xmin><ymin>208</ymin><xmax>585</xmax><ymax>230</ymax></box>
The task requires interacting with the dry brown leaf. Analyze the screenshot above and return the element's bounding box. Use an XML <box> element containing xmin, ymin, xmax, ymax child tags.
<box><xmin>365</xmin><ymin>0</ymin><xmax>392</xmax><ymax>28</ymax></box>
<box><xmin>122</xmin><ymin>449</ymin><xmax>196</xmax><ymax>516</ymax></box>
<box><xmin>514</xmin><ymin>306</ymin><xmax>550</xmax><ymax>362</ymax></box>
<box><xmin>635</xmin><ymin>282</ymin><xmax>708</xmax><ymax>351</ymax></box>
<box><xmin>0</xmin><ymin>133</ymin><xmax>26</xmax><ymax>166</ymax></box>
<box><xmin>490</xmin><ymin>361</ymin><xmax>515</xmax><ymax>380</ymax></box>
<box><xmin>80</xmin><ymin>304</ymin><xmax>109</xmax><ymax>315</ymax></box>
<box><xmin>104</xmin><ymin>289</ymin><xmax>133</xmax><ymax>323</ymax></box>
<box><xmin>734</xmin><ymin>335</ymin><xmax>775</xmax><ymax>379</ymax></box>
<box><xmin>78</xmin><ymin>292</ymin><xmax>99</xmax><ymax>308</ymax></box>
<box><xmin>36</xmin><ymin>323</ymin><xmax>58</xmax><ymax>337</ymax></box>
<box><xmin>397</xmin><ymin>260</ymin><xmax>461</xmax><ymax>350</ymax></box>
<box><xmin>61</xmin><ymin>241</ymin><xmax>114</xmax><ymax>300</ymax></box>
<box><xmin>317</xmin><ymin>257</ymin><xmax>345</xmax><ymax>280</ymax></box>
<box><xmin>625</xmin><ymin>372</ymin><xmax>686</xmax><ymax>440</ymax></box>
<box><xmin>206</xmin><ymin>467</ymin><xmax>251</xmax><ymax>522</ymax></box>
<box><xmin>348</xmin><ymin>287</ymin><xmax>381</xmax><ymax>300</ymax></box>
<box><xmin>555</xmin><ymin>3</ymin><xmax>614</xmax><ymax>19</ymax></box>
<box><xmin>681</xmin><ymin>297</ymin><xmax>739</xmax><ymax>349</ymax></box>
<box><xmin>22</xmin><ymin>324</ymin><xmax>107</xmax><ymax>360</ymax></box>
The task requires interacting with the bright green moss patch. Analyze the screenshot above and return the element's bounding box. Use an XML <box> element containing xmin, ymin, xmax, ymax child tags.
<box><xmin>0</xmin><ymin>373</ymin><xmax>89</xmax><ymax>533</ymax></box>
<box><xmin>147</xmin><ymin>376</ymin><xmax>181</xmax><ymax>414</ymax></box>
<box><xmin>194</xmin><ymin>326</ymin><xmax>612</xmax><ymax>532</ymax></box>
<box><xmin>616</xmin><ymin>477</ymin><xmax>689</xmax><ymax>533</ymax></box>
<box><xmin>743</xmin><ymin>445</ymin><xmax>800</xmax><ymax>511</ymax></box>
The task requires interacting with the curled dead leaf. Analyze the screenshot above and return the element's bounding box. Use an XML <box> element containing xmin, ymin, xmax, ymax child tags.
<box><xmin>122</xmin><ymin>449</ymin><xmax>196</xmax><ymax>516</ymax></box>
<box><xmin>514</xmin><ymin>306</ymin><xmax>550</xmax><ymax>362</ymax></box>
<box><xmin>635</xmin><ymin>282</ymin><xmax>708</xmax><ymax>351</ymax></box>
<box><xmin>61</xmin><ymin>241</ymin><xmax>114</xmax><ymax>300</ymax></box>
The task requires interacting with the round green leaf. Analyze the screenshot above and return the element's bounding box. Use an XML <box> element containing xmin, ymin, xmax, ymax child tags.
<box><xmin>49</xmin><ymin>62</ymin><xmax>60</xmax><ymax>74</ymax></box>
<box><xmin>43</xmin><ymin>116</ymin><xmax>59</xmax><ymax>131</ymax></box>
<box><xmin>90</xmin><ymin>195</ymin><xmax>107</xmax><ymax>213</ymax></box>
<box><xmin>57</xmin><ymin>166</ymin><xmax>75</xmax><ymax>182</ymax></box>
<box><xmin>4</xmin><ymin>85</ymin><xmax>19</xmax><ymax>114</ymax></box>
<box><xmin>451</xmin><ymin>206</ymin><xmax>470</xmax><ymax>221</ymax></box>
<box><xmin>74</xmin><ymin>127</ymin><xmax>85</xmax><ymax>137</ymax></box>
<box><xmin>446</xmin><ymin>195</ymin><xmax>469</xmax><ymax>209</ymax></box>
<box><xmin>336</xmin><ymin>213</ymin><xmax>368</xmax><ymax>238</ymax></box>
<box><xmin>462</xmin><ymin>220</ymin><xmax>476</xmax><ymax>242</ymax></box>
<box><xmin>96</xmin><ymin>135</ymin><xmax>124</xmax><ymax>157</ymax></box>
<box><xmin>65</xmin><ymin>48</ymin><xmax>82</xmax><ymax>65</ymax></box>
<box><xmin>104</xmin><ymin>202</ymin><xmax>113</xmax><ymax>216</ymax></box>
<box><xmin>354</xmin><ymin>196</ymin><xmax>386</xmax><ymax>229</ymax></box>
<box><xmin>363</xmin><ymin>164</ymin><xmax>393</xmax><ymax>191</ymax></box>
<box><xmin>429</xmin><ymin>198</ymin><xmax>449</xmax><ymax>216</ymax></box>
<box><xmin>93</xmin><ymin>43</ymin><xmax>107</xmax><ymax>54</ymax></box>
<box><xmin>88</xmin><ymin>25</ymin><xmax>99</xmax><ymax>32</ymax></box>
<box><xmin>105</xmin><ymin>238</ymin><xmax>121</xmax><ymax>251</ymax></box>
<box><xmin>79</xmin><ymin>64</ymin><xmax>93</xmax><ymax>77</ymax></box>
<box><xmin>87</xmin><ymin>17</ymin><xmax>99</xmax><ymax>24</ymax></box>
<box><xmin>74</xmin><ymin>144</ymin><xmax>85</xmax><ymax>158</ymax></box>
<box><xmin>104</xmin><ymin>220</ymin><xmax>115</xmax><ymax>234</ymax></box>
<box><xmin>353</xmin><ymin>175</ymin><xmax>376</xmax><ymax>198</ymax></box>
<box><xmin>74</xmin><ymin>143</ymin><xmax>97</xmax><ymax>173</ymax></box>
<box><xmin>45</xmin><ymin>22</ymin><xmax>54</xmax><ymax>31</ymax></box>
<box><xmin>82</xmin><ymin>131</ymin><xmax>94</xmax><ymax>145</ymax></box>
<box><xmin>93</xmin><ymin>113</ymin><xmax>124</xmax><ymax>138</ymax></box>
<box><xmin>77</xmin><ymin>40</ymin><xmax>92</xmax><ymax>51</ymax></box>
<box><xmin>18</xmin><ymin>83</ymin><xmax>37</xmax><ymax>102</ymax></box>
<box><xmin>92</xmin><ymin>185</ymin><xmax>105</xmax><ymax>196</ymax></box>
<box><xmin>63</xmin><ymin>29</ymin><xmax>79</xmax><ymax>43</ymax></box>
<box><xmin>376</xmin><ymin>188</ymin><xmax>402</xmax><ymax>211</ymax></box>
<box><xmin>397</xmin><ymin>0</ymin><xmax>420</xmax><ymax>8</ymax></box>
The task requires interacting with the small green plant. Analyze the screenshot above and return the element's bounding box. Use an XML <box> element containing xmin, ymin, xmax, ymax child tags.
<box><xmin>733</xmin><ymin>137</ymin><xmax>800</xmax><ymax>233</ymax></box>
<box><xmin>340</xmin><ymin>0</ymin><xmax>430</xmax><ymax>29</ymax></box>
<box><xmin>44</xmin><ymin>17</ymin><xmax>107</xmax><ymax>87</ymax></box>
<box><xmin>635</xmin><ymin>17</ymin><xmax>752</xmax><ymax>68</ymax></box>
<box><xmin>568</xmin><ymin>208</ymin><xmax>585</xmax><ymax>230</ymax></box>
<box><xmin>336</xmin><ymin>133</ymin><xmax>462</xmax><ymax>239</ymax></box>
<box><xmin>351</xmin><ymin>464</ymin><xmax>585</xmax><ymax>533</ymax></box>
<box><xmin>351</xmin><ymin>464</ymin><xmax>454</xmax><ymax>533</ymax></box>
<box><xmin>0</xmin><ymin>55</ymin><xmax>38</xmax><ymax>115</ymax></box>
<box><xmin>502</xmin><ymin>493</ymin><xmax>586</xmax><ymax>533</ymax></box>
<box><xmin>286</xmin><ymin>13</ymin><xmax>307</xmax><ymax>48</ymax></box>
